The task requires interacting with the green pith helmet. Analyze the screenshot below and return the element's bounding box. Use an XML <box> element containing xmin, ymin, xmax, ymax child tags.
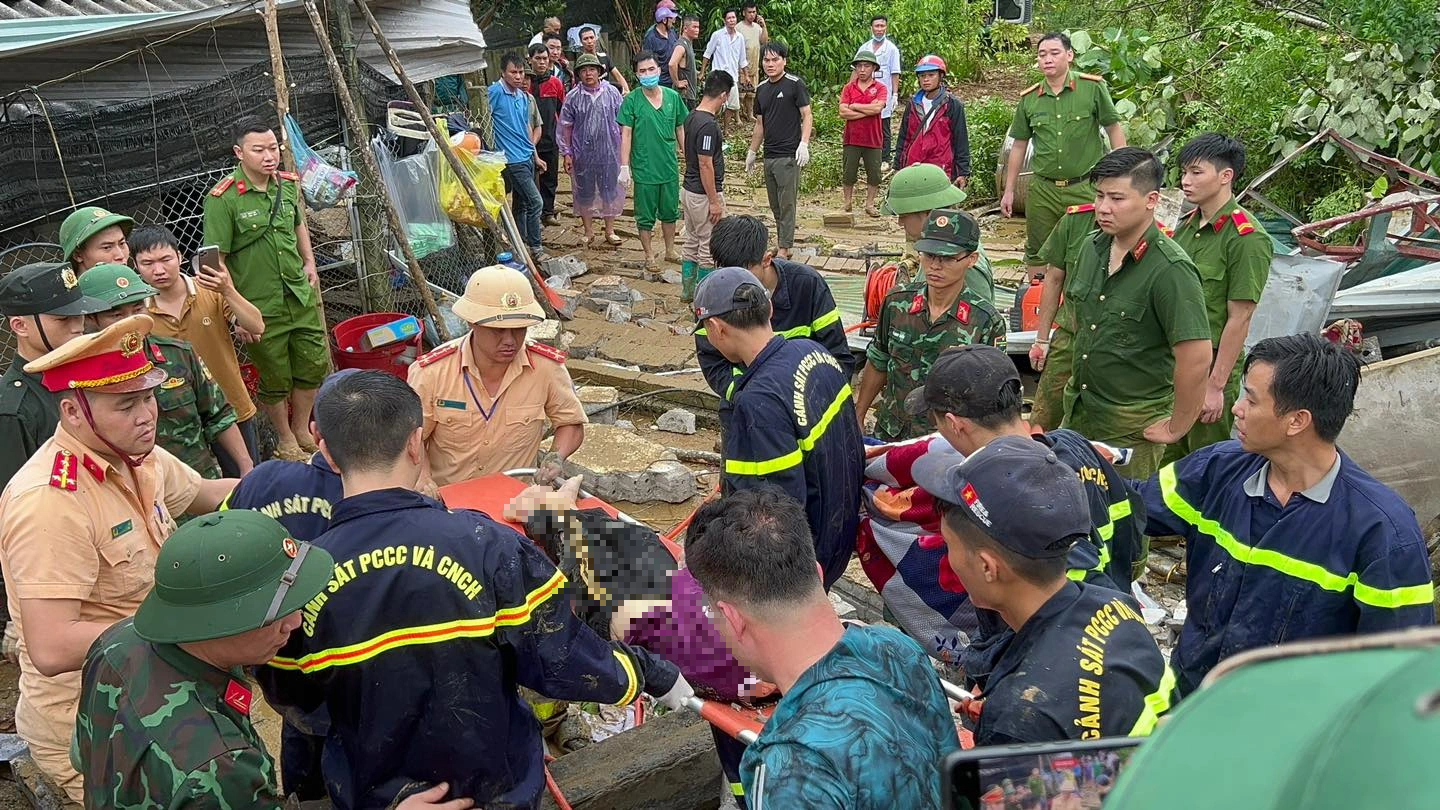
<box><xmin>881</xmin><ymin>163</ymin><xmax>967</xmax><ymax>216</ymax></box>
<box><xmin>852</xmin><ymin>48</ymin><xmax>880</xmax><ymax>68</ymax></box>
<box><xmin>574</xmin><ymin>53</ymin><xmax>603</xmax><ymax>72</ymax></box>
<box><xmin>1106</xmin><ymin>629</ymin><xmax>1440</xmax><ymax>810</ymax></box>
<box><xmin>78</xmin><ymin>263</ymin><xmax>157</xmax><ymax>309</ymax></box>
<box><xmin>59</xmin><ymin>206</ymin><xmax>134</xmax><ymax>261</ymax></box>
<box><xmin>134</xmin><ymin>510</ymin><xmax>335</xmax><ymax>644</ymax></box>
<box><xmin>914</xmin><ymin>208</ymin><xmax>980</xmax><ymax>256</ymax></box>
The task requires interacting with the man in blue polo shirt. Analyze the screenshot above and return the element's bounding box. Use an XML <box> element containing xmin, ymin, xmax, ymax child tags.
<box><xmin>488</xmin><ymin>53</ymin><xmax>546</xmax><ymax>256</ymax></box>
<box><xmin>1139</xmin><ymin>332</ymin><xmax>1434</xmax><ymax>696</ymax></box>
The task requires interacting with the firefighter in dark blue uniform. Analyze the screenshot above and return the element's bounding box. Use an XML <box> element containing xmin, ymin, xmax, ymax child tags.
<box><xmin>258</xmin><ymin>371</ymin><xmax>690</xmax><ymax>810</ymax></box>
<box><xmin>223</xmin><ymin>369</ymin><xmax>354</xmax><ymax>801</ymax></box>
<box><xmin>1137</xmin><ymin>333</ymin><xmax>1434</xmax><ymax>697</ymax></box>
<box><xmin>696</xmin><ymin>215</ymin><xmax>854</xmax><ymax>412</ymax></box>
<box><xmin>694</xmin><ymin>266</ymin><xmax>864</xmax><ymax>590</ymax></box>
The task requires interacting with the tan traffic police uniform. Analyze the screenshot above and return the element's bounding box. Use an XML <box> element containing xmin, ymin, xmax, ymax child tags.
<box><xmin>407</xmin><ymin>266</ymin><xmax>586</xmax><ymax>487</ymax></box>
<box><xmin>0</xmin><ymin>315</ymin><xmax>202</xmax><ymax>800</ymax></box>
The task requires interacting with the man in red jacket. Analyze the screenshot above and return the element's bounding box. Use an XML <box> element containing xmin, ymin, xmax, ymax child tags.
<box><xmin>527</xmin><ymin>43</ymin><xmax>568</xmax><ymax>225</ymax></box>
<box><xmin>894</xmin><ymin>55</ymin><xmax>970</xmax><ymax>188</ymax></box>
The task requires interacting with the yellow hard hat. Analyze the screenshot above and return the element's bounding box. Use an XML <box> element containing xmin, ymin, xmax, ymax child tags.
<box><xmin>452</xmin><ymin>264</ymin><xmax>545</xmax><ymax>327</ymax></box>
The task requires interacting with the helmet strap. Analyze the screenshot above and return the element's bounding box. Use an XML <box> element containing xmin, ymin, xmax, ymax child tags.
<box><xmin>33</xmin><ymin>315</ymin><xmax>55</xmax><ymax>353</ymax></box>
<box><xmin>75</xmin><ymin>389</ymin><xmax>150</xmax><ymax>468</ymax></box>
<box><xmin>264</xmin><ymin>542</ymin><xmax>311</xmax><ymax>624</ymax></box>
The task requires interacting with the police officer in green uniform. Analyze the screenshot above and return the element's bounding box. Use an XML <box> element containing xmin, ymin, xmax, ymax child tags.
<box><xmin>73</xmin><ymin>509</ymin><xmax>475</xmax><ymax>810</ymax></box>
<box><xmin>203</xmin><ymin>117</ymin><xmax>328</xmax><ymax>462</ymax></box>
<box><xmin>1000</xmin><ymin>32</ymin><xmax>1126</xmax><ymax>283</ymax></box>
<box><xmin>881</xmin><ymin>163</ymin><xmax>995</xmax><ymax>303</ymax></box>
<box><xmin>855</xmin><ymin>208</ymin><xmax>1006</xmax><ymax>441</ymax></box>
<box><xmin>79</xmin><ymin>264</ymin><xmax>243</xmax><ymax>479</ymax></box>
<box><xmin>0</xmin><ymin>263</ymin><xmax>107</xmax><ymax>489</ymax></box>
<box><xmin>1028</xmin><ymin>202</ymin><xmax>1098</xmax><ymax>430</ymax></box>
<box><xmin>1059</xmin><ymin>148</ymin><xmax>1211</xmax><ymax>489</ymax></box>
<box><xmin>59</xmin><ymin>205</ymin><xmax>134</xmax><ymax>275</ymax></box>
<box><xmin>1162</xmin><ymin>133</ymin><xmax>1273</xmax><ymax>464</ymax></box>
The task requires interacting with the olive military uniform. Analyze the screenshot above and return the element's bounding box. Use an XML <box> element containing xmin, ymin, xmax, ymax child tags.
<box><xmin>1030</xmin><ymin>204</ymin><xmax>1095</xmax><ymax>430</ymax></box>
<box><xmin>202</xmin><ymin>167</ymin><xmax>328</xmax><ymax>404</ymax></box>
<box><xmin>1060</xmin><ymin>222</ymin><xmax>1210</xmax><ymax>480</ymax></box>
<box><xmin>1007</xmin><ymin>71</ymin><xmax>1120</xmax><ymax>269</ymax></box>
<box><xmin>148</xmin><ymin>336</ymin><xmax>237</xmax><ymax>479</ymax></box>
<box><xmin>1162</xmin><ymin>198</ymin><xmax>1272</xmax><ymax>463</ymax></box>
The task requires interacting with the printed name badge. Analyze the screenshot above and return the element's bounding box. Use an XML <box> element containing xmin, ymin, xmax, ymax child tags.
<box><xmin>436</xmin><ymin>398</ymin><xmax>467</xmax><ymax>410</ymax></box>
<box><xmin>110</xmin><ymin>519</ymin><xmax>133</xmax><ymax>538</ymax></box>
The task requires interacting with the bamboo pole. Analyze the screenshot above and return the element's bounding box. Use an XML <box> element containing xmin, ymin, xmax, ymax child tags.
<box><xmin>347</xmin><ymin>0</ymin><xmax>562</xmax><ymax>322</ymax></box>
<box><xmin>301</xmin><ymin>0</ymin><xmax>450</xmax><ymax>341</ymax></box>
<box><xmin>261</xmin><ymin>0</ymin><xmax>298</xmax><ymax>175</ymax></box>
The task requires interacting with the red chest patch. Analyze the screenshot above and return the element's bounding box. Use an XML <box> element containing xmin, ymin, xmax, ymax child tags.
<box><xmin>909</xmin><ymin>293</ymin><xmax>925</xmax><ymax>315</ymax></box>
<box><xmin>224</xmin><ymin>680</ymin><xmax>253</xmax><ymax>716</ymax></box>
<box><xmin>953</xmin><ymin>300</ymin><xmax>971</xmax><ymax>324</ymax></box>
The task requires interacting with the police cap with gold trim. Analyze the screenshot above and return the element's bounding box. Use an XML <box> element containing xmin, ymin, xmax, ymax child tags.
<box><xmin>24</xmin><ymin>313</ymin><xmax>169</xmax><ymax>394</ymax></box>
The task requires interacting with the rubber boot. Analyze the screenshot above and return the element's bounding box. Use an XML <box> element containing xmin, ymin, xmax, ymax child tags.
<box><xmin>695</xmin><ymin>265</ymin><xmax>715</xmax><ymax>291</ymax></box>
<box><xmin>680</xmin><ymin>260</ymin><xmax>698</xmax><ymax>303</ymax></box>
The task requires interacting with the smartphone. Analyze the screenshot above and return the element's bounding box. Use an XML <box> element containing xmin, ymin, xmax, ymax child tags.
<box><xmin>943</xmin><ymin>737</ymin><xmax>1143</xmax><ymax>810</ymax></box>
<box><xmin>193</xmin><ymin>245</ymin><xmax>222</xmax><ymax>277</ymax></box>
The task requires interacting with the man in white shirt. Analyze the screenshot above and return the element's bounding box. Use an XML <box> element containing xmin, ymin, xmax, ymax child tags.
<box><xmin>736</xmin><ymin>1</ymin><xmax>768</xmax><ymax>124</ymax></box>
<box><xmin>702</xmin><ymin>8</ymin><xmax>750</xmax><ymax>130</ymax></box>
<box><xmin>861</xmin><ymin>15</ymin><xmax>902</xmax><ymax>165</ymax></box>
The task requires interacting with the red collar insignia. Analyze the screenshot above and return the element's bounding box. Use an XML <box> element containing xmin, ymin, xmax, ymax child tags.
<box><xmin>235</xmin><ymin>179</ymin><xmax>248</xmax><ymax>195</ymax></box>
<box><xmin>83</xmin><ymin>454</ymin><xmax>106</xmax><ymax>482</ymax></box>
<box><xmin>954</xmin><ymin>300</ymin><xmax>972</xmax><ymax>324</ymax></box>
<box><xmin>224</xmin><ymin>680</ymin><xmax>253</xmax><ymax>716</ymax></box>
<box><xmin>1132</xmin><ymin>238</ymin><xmax>1150</xmax><ymax>261</ymax></box>
<box><xmin>909</xmin><ymin>293</ymin><xmax>925</xmax><ymax>315</ymax></box>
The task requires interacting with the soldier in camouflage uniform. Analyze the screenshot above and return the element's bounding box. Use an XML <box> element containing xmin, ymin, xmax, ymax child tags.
<box><xmin>856</xmin><ymin>209</ymin><xmax>1006</xmax><ymax>441</ymax></box>
<box><xmin>80</xmin><ymin>264</ymin><xmax>240</xmax><ymax>478</ymax></box>
<box><xmin>73</xmin><ymin>509</ymin><xmax>474</xmax><ymax>810</ymax></box>
<box><xmin>881</xmin><ymin>163</ymin><xmax>994</xmax><ymax>302</ymax></box>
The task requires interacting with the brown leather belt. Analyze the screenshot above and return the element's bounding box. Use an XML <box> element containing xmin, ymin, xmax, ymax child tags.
<box><xmin>1038</xmin><ymin>175</ymin><xmax>1088</xmax><ymax>188</ymax></box>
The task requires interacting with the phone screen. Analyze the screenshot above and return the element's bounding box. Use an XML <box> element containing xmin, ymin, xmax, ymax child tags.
<box><xmin>944</xmin><ymin>738</ymin><xmax>1142</xmax><ymax>810</ymax></box>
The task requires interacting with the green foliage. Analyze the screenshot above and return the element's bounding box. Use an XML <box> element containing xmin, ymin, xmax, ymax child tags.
<box><xmin>1306</xmin><ymin>178</ymin><xmax>1368</xmax><ymax>246</ymax></box>
<box><xmin>963</xmin><ymin>96</ymin><xmax>1019</xmax><ymax>203</ymax></box>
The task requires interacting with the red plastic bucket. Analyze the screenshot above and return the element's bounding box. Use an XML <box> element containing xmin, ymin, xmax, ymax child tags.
<box><xmin>332</xmin><ymin>312</ymin><xmax>423</xmax><ymax>379</ymax></box>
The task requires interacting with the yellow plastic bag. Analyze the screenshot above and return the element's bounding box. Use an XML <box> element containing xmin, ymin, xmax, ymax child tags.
<box><xmin>436</xmin><ymin>124</ymin><xmax>506</xmax><ymax>227</ymax></box>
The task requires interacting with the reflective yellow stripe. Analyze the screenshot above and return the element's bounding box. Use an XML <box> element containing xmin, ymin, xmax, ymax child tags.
<box><xmin>730</xmin><ymin>782</ymin><xmax>746</xmax><ymax>797</ymax></box>
<box><xmin>269</xmin><ymin>569</ymin><xmax>567</xmax><ymax>673</ymax></box>
<box><xmin>778</xmin><ymin>323</ymin><xmax>812</xmax><ymax>338</ymax></box>
<box><xmin>1066</xmin><ymin>569</ymin><xmax>1087</xmax><ymax>582</ymax></box>
<box><xmin>1158</xmin><ymin>465</ymin><xmax>1433</xmax><ymax>609</ymax></box>
<box><xmin>724</xmin><ymin>366</ymin><xmax>742</xmax><ymax>401</ymax></box>
<box><xmin>811</xmin><ymin>308</ymin><xmax>841</xmax><ymax>332</ymax></box>
<box><xmin>1070</xmin><ymin>499</ymin><xmax>1129</xmax><ymax>580</ymax></box>
<box><xmin>695</xmin><ymin>327</ymin><xmax>707</xmax><ymax>336</ymax></box>
<box><xmin>1096</xmin><ymin>498</ymin><xmax>1131</xmax><ymax>541</ymax></box>
<box><xmin>612</xmin><ymin>648</ymin><xmax>640</xmax><ymax>706</ymax></box>
<box><xmin>724</xmin><ymin>384</ymin><xmax>853</xmax><ymax>477</ymax></box>
<box><xmin>218</xmin><ymin>491</ymin><xmax>232</xmax><ymax>510</ymax></box>
<box><xmin>1128</xmin><ymin>664</ymin><xmax>1176</xmax><ymax>736</ymax></box>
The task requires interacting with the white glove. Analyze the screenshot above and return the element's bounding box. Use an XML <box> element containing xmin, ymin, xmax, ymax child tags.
<box><xmin>745</xmin><ymin>149</ymin><xmax>757</xmax><ymax>173</ymax></box>
<box><xmin>795</xmin><ymin>141</ymin><xmax>811</xmax><ymax>168</ymax></box>
<box><xmin>618</xmin><ymin>165</ymin><xmax>632</xmax><ymax>187</ymax></box>
<box><xmin>653</xmin><ymin>672</ymin><xmax>695</xmax><ymax>712</ymax></box>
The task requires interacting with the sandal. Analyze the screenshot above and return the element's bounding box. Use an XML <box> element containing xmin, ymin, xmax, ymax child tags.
<box><xmin>865</xmin><ymin>205</ymin><xmax>880</xmax><ymax>218</ymax></box>
<box><xmin>606</xmin><ymin>233</ymin><xmax>623</xmax><ymax>246</ymax></box>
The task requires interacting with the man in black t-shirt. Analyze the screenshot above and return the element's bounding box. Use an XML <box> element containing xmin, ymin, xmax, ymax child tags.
<box><xmin>679</xmin><ymin>71</ymin><xmax>734</xmax><ymax>301</ymax></box>
<box><xmin>745</xmin><ymin>40</ymin><xmax>812</xmax><ymax>258</ymax></box>
<box><xmin>917</xmin><ymin>435</ymin><xmax>1176</xmax><ymax>745</ymax></box>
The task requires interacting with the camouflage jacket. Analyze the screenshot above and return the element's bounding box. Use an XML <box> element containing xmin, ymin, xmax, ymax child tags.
<box><xmin>74</xmin><ymin>619</ymin><xmax>283</xmax><ymax>809</ymax></box>
<box><xmin>865</xmin><ymin>279</ymin><xmax>1006</xmax><ymax>441</ymax></box>
<box><xmin>149</xmin><ymin>336</ymin><xmax>236</xmax><ymax>479</ymax></box>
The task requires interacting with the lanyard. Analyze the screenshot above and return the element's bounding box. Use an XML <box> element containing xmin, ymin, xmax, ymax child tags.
<box><xmin>462</xmin><ymin>369</ymin><xmax>503</xmax><ymax>421</ymax></box>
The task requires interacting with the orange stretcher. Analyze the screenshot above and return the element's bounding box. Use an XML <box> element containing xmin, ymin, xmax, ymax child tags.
<box><xmin>438</xmin><ymin>471</ymin><xmax>773</xmax><ymax>745</ymax></box>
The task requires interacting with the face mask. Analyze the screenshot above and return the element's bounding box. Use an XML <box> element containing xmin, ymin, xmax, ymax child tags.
<box><xmin>873</xmin><ymin>34</ymin><xmax>885</xmax><ymax>43</ymax></box>
<box><xmin>639</xmin><ymin>74</ymin><xmax>661</xmax><ymax>88</ymax></box>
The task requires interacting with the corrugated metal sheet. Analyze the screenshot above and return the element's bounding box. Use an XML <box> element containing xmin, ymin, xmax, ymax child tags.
<box><xmin>0</xmin><ymin>0</ymin><xmax>214</xmax><ymax>18</ymax></box>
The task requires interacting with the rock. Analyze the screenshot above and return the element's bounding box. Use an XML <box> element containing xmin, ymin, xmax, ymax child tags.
<box><xmin>545</xmin><ymin>275</ymin><xmax>572</xmax><ymax>290</ymax></box>
<box><xmin>577</xmin><ymin>385</ymin><xmax>620</xmax><ymax>425</ymax></box>
<box><xmin>604</xmin><ymin>303</ymin><xmax>632</xmax><ymax>324</ymax></box>
<box><xmin>544</xmin><ymin>255</ymin><xmax>589</xmax><ymax>280</ymax></box>
<box><xmin>586</xmin><ymin>274</ymin><xmax>632</xmax><ymax>303</ymax></box>
<box><xmin>581</xmin><ymin>296</ymin><xmax>612</xmax><ymax>314</ymax></box>
<box><xmin>551</xmin><ymin>287</ymin><xmax>582</xmax><ymax>319</ymax></box>
<box><xmin>558</xmin><ymin>331</ymin><xmax>578</xmax><ymax>351</ymax></box>
<box><xmin>656</xmin><ymin>408</ymin><xmax>696</xmax><ymax>435</ymax></box>
<box><xmin>615</xmin><ymin>419</ymin><xmax>636</xmax><ymax>431</ymax></box>
<box><xmin>636</xmin><ymin>318</ymin><xmax>672</xmax><ymax>333</ymax></box>
<box><xmin>629</xmin><ymin>289</ymin><xmax>645</xmax><ymax>304</ymax></box>
<box><xmin>547</xmin><ymin>425</ymin><xmax>696</xmax><ymax>503</ymax></box>
<box><xmin>529</xmin><ymin>319</ymin><xmax>561</xmax><ymax>343</ymax></box>
<box><xmin>660</xmin><ymin>269</ymin><xmax>683</xmax><ymax>285</ymax></box>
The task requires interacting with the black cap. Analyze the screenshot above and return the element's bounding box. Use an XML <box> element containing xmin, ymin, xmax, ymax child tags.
<box><xmin>913</xmin><ymin>435</ymin><xmax>1090</xmax><ymax>558</ymax></box>
<box><xmin>904</xmin><ymin>345</ymin><xmax>1020</xmax><ymax>418</ymax></box>
<box><xmin>0</xmin><ymin>262</ymin><xmax>109</xmax><ymax>317</ymax></box>
<box><xmin>693</xmin><ymin>266</ymin><xmax>767</xmax><ymax>322</ymax></box>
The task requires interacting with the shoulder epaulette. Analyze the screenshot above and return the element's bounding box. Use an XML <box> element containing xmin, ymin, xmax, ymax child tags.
<box><xmin>210</xmin><ymin>177</ymin><xmax>235</xmax><ymax>197</ymax></box>
<box><xmin>1021</xmin><ymin>82</ymin><xmax>1041</xmax><ymax>97</ymax></box>
<box><xmin>1158</xmin><ymin>223</ymin><xmax>1175</xmax><ymax>238</ymax></box>
<box><xmin>1065</xmin><ymin>203</ymin><xmax>1096</xmax><ymax>215</ymax></box>
<box><xmin>527</xmin><ymin>342</ymin><xmax>568</xmax><ymax>364</ymax></box>
<box><xmin>1078</xmin><ymin>72</ymin><xmax>1105</xmax><ymax>82</ymax></box>
<box><xmin>416</xmin><ymin>343</ymin><xmax>460</xmax><ymax>367</ymax></box>
<box><xmin>1230</xmin><ymin>210</ymin><xmax>1257</xmax><ymax>235</ymax></box>
<box><xmin>278</xmin><ymin>170</ymin><xmax>300</xmax><ymax>181</ymax></box>
<box><xmin>49</xmin><ymin>450</ymin><xmax>77</xmax><ymax>492</ymax></box>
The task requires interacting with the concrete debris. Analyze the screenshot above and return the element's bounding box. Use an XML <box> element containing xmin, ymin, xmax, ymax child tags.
<box><xmin>577</xmin><ymin>386</ymin><xmax>620</xmax><ymax>425</ymax></box>
<box><xmin>604</xmin><ymin>303</ymin><xmax>632</xmax><ymax>324</ymax></box>
<box><xmin>544</xmin><ymin>255</ymin><xmax>589</xmax><ymax>280</ymax></box>
<box><xmin>660</xmin><ymin>269</ymin><xmax>683</xmax><ymax>285</ymax></box>
<box><xmin>545</xmin><ymin>275</ymin><xmax>572</xmax><ymax>290</ymax></box>
<box><xmin>615</xmin><ymin>419</ymin><xmax>636</xmax><ymax>431</ymax></box>
<box><xmin>656</xmin><ymin>408</ymin><xmax>697</xmax><ymax>435</ymax></box>
<box><xmin>550</xmin><ymin>425</ymin><xmax>697</xmax><ymax>503</ymax></box>
<box><xmin>580</xmin><ymin>297</ymin><xmax>611</xmax><ymax>315</ymax></box>
<box><xmin>558</xmin><ymin>331</ymin><xmax>578</xmax><ymax>351</ymax></box>
<box><xmin>529</xmin><ymin>320</ymin><xmax>562</xmax><ymax>343</ymax></box>
<box><xmin>636</xmin><ymin>318</ymin><xmax>673</xmax><ymax>333</ymax></box>
<box><xmin>828</xmin><ymin>590</ymin><xmax>858</xmax><ymax>619</ymax></box>
<box><xmin>629</xmin><ymin>289</ymin><xmax>646</xmax><ymax>304</ymax></box>
<box><xmin>551</xmin><ymin>287</ymin><xmax>582</xmax><ymax>319</ymax></box>
<box><xmin>586</xmin><ymin>275</ymin><xmax>633</xmax><ymax>303</ymax></box>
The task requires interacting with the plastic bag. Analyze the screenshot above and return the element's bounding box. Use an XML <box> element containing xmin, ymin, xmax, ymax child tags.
<box><xmin>373</xmin><ymin>135</ymin><xmax>455</xmax><ymax>259</ymax></box>
<box><xmin>285</xmin><ymin>114</ymin><xmax>357</xmax><ymax>209</ymax></box>
<box><xmin>435</xmin><ymin>121</ymin><xmax>506</xmax><ymax>227</ymax></box>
